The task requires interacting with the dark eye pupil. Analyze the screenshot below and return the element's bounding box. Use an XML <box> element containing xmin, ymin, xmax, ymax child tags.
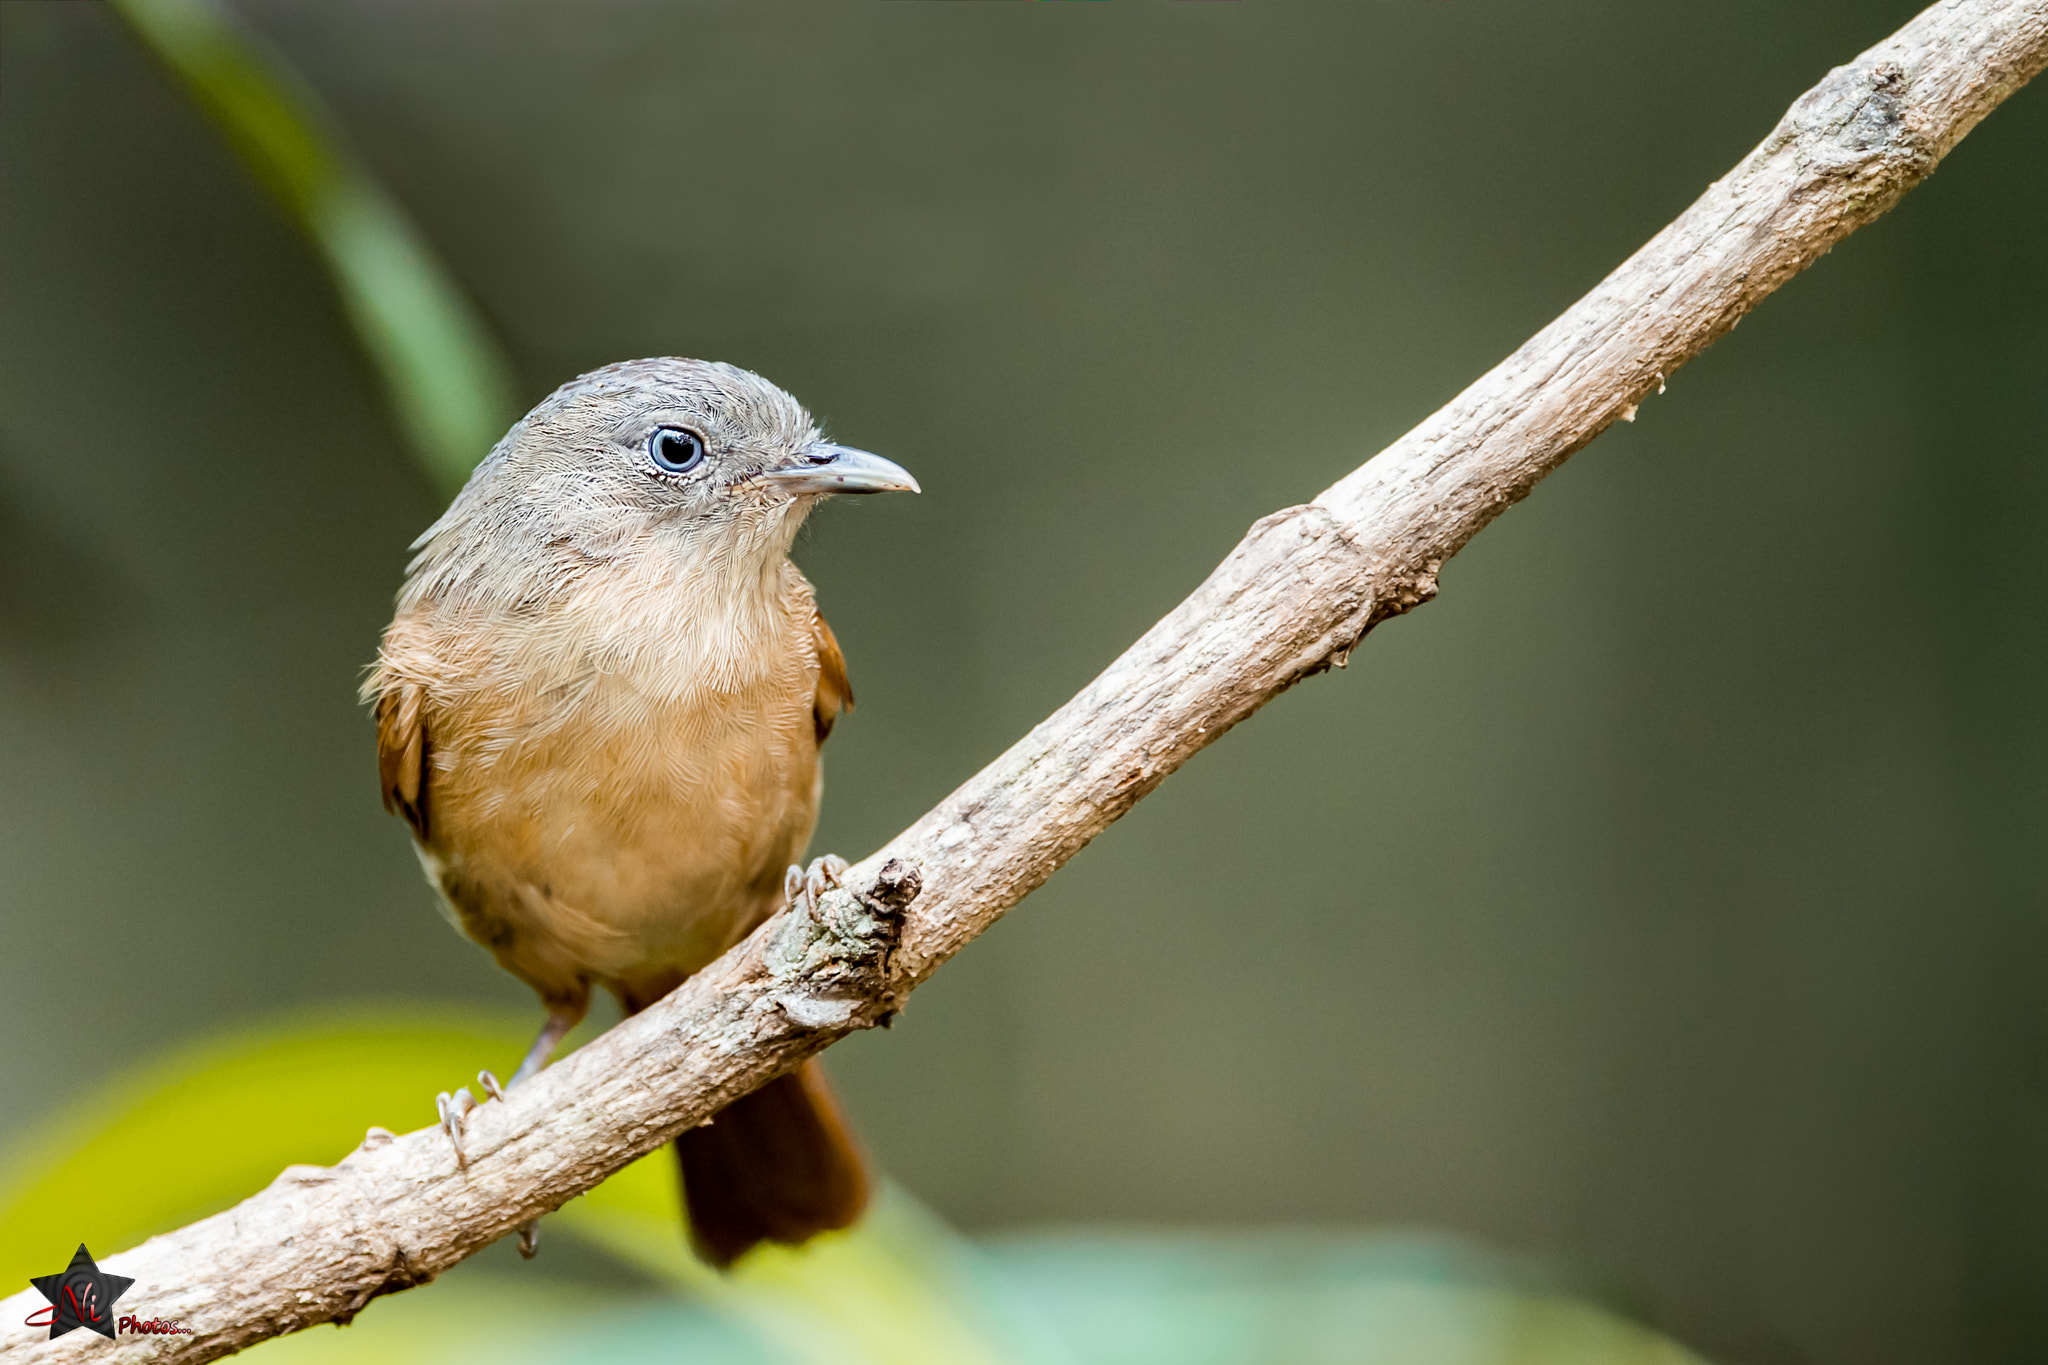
<box><xmin>650</xmin><ymin>427</ymin><xmax>704</xmax><ymax>473</ymax></box>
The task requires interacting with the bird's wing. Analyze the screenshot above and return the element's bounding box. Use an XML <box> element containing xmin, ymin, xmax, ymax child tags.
<box><xmin>811</xmin><ymin>607</ymin><xmax>854</xmax><ymax>744</ymax></box>
<box><xmin>374</xmin><ymin>680</ymin><xmax>431</xmax><ymax>839</ymax></box>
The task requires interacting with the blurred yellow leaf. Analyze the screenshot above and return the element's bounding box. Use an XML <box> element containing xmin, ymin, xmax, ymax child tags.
<box><xmin>0</xmin><ymin>1004</ymin><xmax>531</xmax><ymax>1292</ymax></box>
<box><xmin>0</xmin><ymin>1005</ymin><xmax>1018</xmax><ymax>1365</ymax></box>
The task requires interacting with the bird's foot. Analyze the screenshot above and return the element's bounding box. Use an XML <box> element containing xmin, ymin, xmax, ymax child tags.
<box><xmin>785</xmin><ymin>854</ymin><xmax>850</xmax><ymax>921</ymax></box>
<box><xmin>437</xmin><ymin>1068</ymin><xmax>514</xmax><ymax>1168</ymax></box>
<box><xmin>438</xmin><ymin>1072</ymin><xmax>540</xmax><ymax>1252</ymax></box>
<box><xmin>477</xmin><ymin>1069</ymin><xmax>541</xmax><ymax>1255</ymax></box>
<box><xmin>440</xmin><ymin>1009</ymin><xmax>578</xmax><ymax>1247</ymax></box>
<box><xmin>436</xmin><ymin>1086</ymin><xmax>480</xmax><ymax>1167</ymax></box>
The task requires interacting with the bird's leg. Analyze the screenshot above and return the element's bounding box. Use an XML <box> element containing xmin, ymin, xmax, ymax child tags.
<box><xmin>441</xmin><ymin>1007</ymin><xmax>577</xmax><ymax>1154</ymax></box>
<box><xmin>784</xmin><ymin>854</ymin><xmax>850</xmax><ymax>921</ymax></box>
<box><xmin>508</xmin><ymin>1008</ymin><xmax>580</xmax><ymax>1088</ymax></box>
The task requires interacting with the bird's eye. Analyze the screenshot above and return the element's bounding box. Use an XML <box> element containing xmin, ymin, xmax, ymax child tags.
<box><xmin>648</xmin><ymin>426</ymin><xmax>706</xmax><ymax>475</ymax></box>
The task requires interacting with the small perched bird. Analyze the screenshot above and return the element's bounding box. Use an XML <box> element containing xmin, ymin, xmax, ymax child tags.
<box><xmin>363</xmin><ymin>358</ymin><xmax>917</xmax><ymax>1266</ymax></box>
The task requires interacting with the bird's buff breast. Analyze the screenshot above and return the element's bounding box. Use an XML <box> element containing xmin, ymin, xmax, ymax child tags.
<box><xmin>413</xmin><ymin>607</ymin><xmax>822</xmax><ymax>989</ymax></box>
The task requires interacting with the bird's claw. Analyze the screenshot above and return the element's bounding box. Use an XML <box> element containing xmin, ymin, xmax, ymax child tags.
<box><xmin>439</xmin><ymin>1073</ymin><xmax>508</xmax><ymax>1167</ymax></box>
<box><xmin>437</xmin><ymin>1087</ymin><xmax>479</xmax><ymax>1166</ymax></box>
<box><xmin>807</xmin><ymin>853</ymin><xmax>849</xmax><ymax>899</ymax></box>
<box><xmin>785</xmin><ymin>854</ymin><xmax>849</xmax><ymax>921</ymax></box>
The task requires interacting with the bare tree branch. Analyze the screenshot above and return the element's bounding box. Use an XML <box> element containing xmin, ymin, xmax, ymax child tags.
<box><xmin>7</xmin><ymin>2</ymin><xmax>2043</xmax><ymax>1359</ymax></box>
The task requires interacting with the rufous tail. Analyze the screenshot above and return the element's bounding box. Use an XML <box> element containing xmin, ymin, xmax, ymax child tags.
<box><xmin>675</xmin><ymin>1059</ymin><xmax>871</xmax><ymax>1268</ymax></box>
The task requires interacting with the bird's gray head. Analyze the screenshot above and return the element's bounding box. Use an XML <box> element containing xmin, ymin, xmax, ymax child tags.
<box><xmin>402</xmin><ymin>358</ymin><xmax>916</xmax><ymax>603</ymax></box>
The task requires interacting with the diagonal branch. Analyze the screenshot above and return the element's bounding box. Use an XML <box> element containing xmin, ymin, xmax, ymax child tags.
<box><xmin>7</xmin><ymin>2</ymin><xmax>2043</xmax><ymax>1359</ymax></box>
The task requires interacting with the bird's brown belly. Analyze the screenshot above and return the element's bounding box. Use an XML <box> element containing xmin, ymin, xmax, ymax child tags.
<box><xmin>419</xmin><ymin>680</ymin><xmax>821</xmax><ymax>998</ymax></box>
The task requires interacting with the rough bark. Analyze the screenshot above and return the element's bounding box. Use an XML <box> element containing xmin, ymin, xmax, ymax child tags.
<box><xmin>6</xmin><ymin>2</ymin><xmax>2043</xmax><ymax>1359</ymax></box>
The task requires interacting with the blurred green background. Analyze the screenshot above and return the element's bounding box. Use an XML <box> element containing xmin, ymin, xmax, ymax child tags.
<box><xmin>2</xmin><ymin>2</ymin><xmax>2044</xmax><ymax>1363</ymax></box>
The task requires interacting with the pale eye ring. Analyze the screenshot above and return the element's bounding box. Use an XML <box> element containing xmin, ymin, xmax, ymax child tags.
<box><xmin>648</xmin><ymin>426</ymin><xmax>706</xmax><ymax>475</ymax></box>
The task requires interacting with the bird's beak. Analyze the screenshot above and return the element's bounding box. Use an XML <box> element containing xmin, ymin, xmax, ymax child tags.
<box><xmin>756</xmin><ymin>445</ymin><xmax>921</xmax><ymax>496</ymax></box>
